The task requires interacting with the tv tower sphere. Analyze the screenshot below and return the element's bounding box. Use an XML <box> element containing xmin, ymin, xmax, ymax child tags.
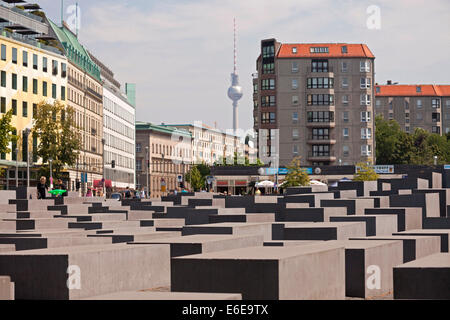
<box><xmin>228</xmin><ymin>18</ymin><xmax>243</xmax><ymax>132</ymax></box>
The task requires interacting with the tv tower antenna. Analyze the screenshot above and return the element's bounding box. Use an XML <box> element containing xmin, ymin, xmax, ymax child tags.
<box><xmin>227</xmin><ymin>18</ymin><xmax>243</xmax><ymax>134</ymax></box>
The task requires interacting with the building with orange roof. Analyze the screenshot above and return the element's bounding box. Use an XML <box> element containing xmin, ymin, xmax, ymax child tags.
<box><xmin>375</xmin><ymin>83</ymin><xmax>450</xmax><ymax>135</ymax></box>
<box><xmin>253</xmin><ymin>39</ymin><xmax>375</xmax><ymax>166</ymax></box>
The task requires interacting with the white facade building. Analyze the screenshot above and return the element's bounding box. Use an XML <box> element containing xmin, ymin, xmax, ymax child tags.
<box><xmin>103</xmin><ymin>83</ymin><xmax>136</xmax><ymax>189</ymax></box>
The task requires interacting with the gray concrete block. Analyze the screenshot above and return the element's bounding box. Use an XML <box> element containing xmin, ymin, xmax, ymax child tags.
<box><xmin>349</xmin><ymin>235</ymin><xmax>441</xmax><ymax>263</ymax></box>
<box><xmin>130</xmin><ymin>234</ymin><xmax>264</xmax><ymax>257</ymax></box>
<box><xmin>393</xmin><ymin>229</ymin><xmax>450</xmax><ymax>253</ymax></box>
<box><xmin>274</xmin><ymin>222</ymin><xmax>366</xmax><ymax>241</ymax></box>
<box><xmin>364</xmin><ymin>208</ymin><xmax>422</xmax><ymax>232</ymax></box>
<box><xmin>0</xmin><ymin>276</ymin><xmax>14</xmax><ymax>300</ymax></box>
<box><xmin>84</xmin><ymin>291</ymin><xmax>242</xmax><ymax>300</ymax></box>
<box><xmin>330</xmin><ymin>215</ymin><xmax>398</xmax><ymax>236</ymax></box>
<box><xmin>171</xmin><ymin>243</ymin><xmax>345</xmax><ymax>300</ymax></box>
<box><xmin>279</xmin><ymin>207</ymin><xmax>347</xmax><ymax>223</ymax></box>
<box><xmin>88</xmin><ymin>230</ymin><xmax>179</xmax><ymax>243</ymax></box>
<box><xmin>263</xmin><ymin>240</ymin><xmax>322</xmax><ymax>247</ymax></box>
<box><xmin>209</xmin><ymin>213</ymin><xmax>275</xmax><ymax>224</ymax></box>
<box><xmin>330</xmin><ymin>240</ymin><xmax>403</xmax><ymax>299</ymax></box>
<box><xmin>182</xmin><ymin>222</ymin><xmax>272</xmax><ymax>241</ymax></box>
<box><xmin>394</xmin><ymin>253</ymin><xmax>450</xmax><ymax>300</ymax></box>
<box><xmin>0</xmin><ymin>243</ymin><xmax>171</xmax><ymax>300</ymax></box>
<box><xmin>0</xmin><ymin>244</ymin><xmax>15</xmax><ymax>252</ymax></box>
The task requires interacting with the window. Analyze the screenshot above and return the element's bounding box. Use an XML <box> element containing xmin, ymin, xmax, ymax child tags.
<box><xmin>33</xmin><ymin>79</ymin><xmax>38</xmax><ymax>94</ymax></box>
<box><xmin>417</xmin><ymin>99</ymin><xmax>422</xmax><ymax>108</ymax></box>
<box><xmin>360</xmin><ymin>60</ymin><xmax>370</xmax><ymax>72</ymax></box>
<box><xmin>43</xmin><ymin>81</ymin><xmax>47</xmax><ymax>96</ymax></box>
<box><xmin>261</xmin><ymin>79</ymin><xmax>275</xmax><ymax>90</ymax></box>
<box><xmin>261</xmin><ymin>112</ymin><xmax>276</xmax><ymax>124</ymax></box>
<box><xmin>432</xmin><ymin>126</ymin><xmax>441</xmax><ymax>134</ymax></box>
<box><xmin>313</xmin><ymin>128</ymin><xmax>330</xmax><ymax>140</ymax></box>
<box><xmin>52</xmin><ymin>60</ymin><xmax>58</xmax><ymax>75</ymax></box>
<box><xmin>360</xmin><ymin>78</ymin><xmax>372</xmax><ymax>89</ymax></box>
<box><xmin>311</xmin><ymin>60</ymin><xmax>329</xmax><ymax>72</ymax></box>
<box><xmin>342</xmin><ymin>95</ymin><xmax>349</xmax><ymax>105</ymax></box>
<box><xmin>342</xmin><ymin>78</ymin><xmax>349</xmax><ymax>88</ymax></box>
<box><xmin>262</xmin><ymin>63</ymin><xmax>274</xmax><ymax>74</ymax></box>
<box><xmin>261</xmin><ymin>96</ymin><xmax>276</xmax><ymax>107</ymax></box>
<box><xmin>341</xmin><ymin>46</ymin><xmax>348</xmax><ymax>54</ymax></box>
<box><xmin>1</xmin><ymin>97</ymin><xmax>5</xmax><ymax>113</ymax></box>
<box><xmin>22</xmin><ymin>102</ymin><xmax>28</xmax><ymax>117</ymax></box>
<box><xmin>310</xmin><ymin>47</ymin><xmax>329</xmax><ymax>54</ymax></box>
<box><xmin>293</xmin><ymin>145</ymin><xmax>299</xmax><ymax>156</ymax></box>
<box><xmin>361</xmin><ymin>94</ymin><xmax>371</xmax><ymax>106</ymax></box>
<box><xmin>23</xmin><ymin>50</ymin><xmax>28</xmax><ymax>67</ymax></box>
<box><xmin>417</xmin><ymin>113</ymin><xmax>423</xmax><ymax>120</ymax></box>
<box><xmin>361</xmin><ymin>128</ymin><xmax>372</xmax><ymax>140</ymax></box>
<box><xmin>307</xmin><ymin>111</ymin><xmax>334</xmax><ymax>123</ymax></box>
<box><xmin>405</xmin><ymin>126</ymin><xmax>410</xmax><ymax>133</ymax></box>
<box><xmin>33</xmin><ymin>54</ymin><xmax>38</xmax><ymax>70</ymax></box>
<box><xmin>307</xmin><ymin>94</ymin><xmax>334</xmax><ymax>106</ymax></box>
<box><xmin>52</xmin><ymin>84</ymin><xmax>57</xmax><ymax>99</ymax></box>
<box><xmin>136</xmin><ymin>143</ymin><xmax>142</xmax><ymax>153</ymax></box>
<box><xmin>12</xmin><ymin>74</ymin><xmax>17</xmax><ymax>90</ymax></box>
<box><xmin>253</xmin><ymin>83</ymin><xmax>258</xmax><ymax>94</ymax></box>
<box><xmin>341</xmin><ymin>61</ymin><xmax>348</xmax><ymax>73</ymax></box>
<box><xmin>12</xmin><ymin>99</ymin><xmax>17</xmax><ymax>115</ymax></box>
<box><xmin>343</xmin><ymin>145</ymin><xmax>349</xmax><ymax>157</ymax></box>
<box><xmin>1</xmin><ymin>44</ymin><xmax>5</xmax><ymax>61</ymax></box>
<box><xmin>262</xmin><ymin>45</ymin><xmax>275</xmax><ymax>58</ymax></box>
<box><xmin>376</xmin><ymin>100</ymin><xmax>381</xmax><ymax>108</ymax></box>
<box><xmin>405</xmin><ymin>100</ymin><xmax>410</xmax><ymax>110</ymax></box>
<box><xmin>1</xmin><ymin>71</ymin><xmax>6</xmax><ymax>87</ymax></box>
<box><xmin>389</xmin><ymin>101</ymin><xmax>393</xmax><ymax>110</ymax></box>
<box><xmin>292</xmin><ymin>79</ymin><xmax>298</xmax><ymax>90</ymax></box>
<box><xmin>292</xmin><ymin>129</ymin><xmax>299</xmax><ymax>140</ymax></box>
<box><xmin>292</xmin><ymin>112</ymin><xmax>298</xmax><ymax>124</ymax></box>
<box><xmin>361</xmin><ymin>144</ymin><xmax>372</xmax><ymax>156</ymax></box>
<box><xmin>312</xmin><ymin>145</ymin><xmax>330</xmax><ymax>157</ymax></box>
<box><xmin>292</xmin><ymin>62</ymin><xmax>299</xmax><ymax>73</ymax></box>
<box><xmin>376</xmin><ymin>87</ymin><xmax>380</xmax><ymax>93</ymax></box>
<box><xmin>432</xmin><ymin>99</ymin><xmax>441</xmax><ymax>108</ymax></box>
<box><xmin>292</xmin><ymin>95</ymin><xmax>299</xmax><ymax>105</ymax></box>
<box><xmin>33</xmin><ymin>104</ymin><xmax>37</xmax><ymax>119</ymax></box>
<box><xmin>61</xmin><ymin>86</ymin><xmax>66</xmax><ymax>101</ymax></box>
<box><xmin>12</xmin><ymin>48</ymin><xmax>17</xmax><ymax>64</ymax></box>
<box><xmin>43</xmin><ymin>57</ymin><xmax>48</xmax><ymax>72</ymax></box>
<box><xmin>61</xmin><ymin>63</ymin><xmax>67</xmax><ymax>78</ymax></box>
<box><xmin>389</xmin><ymin>113</ymin><xmax>394</xmax><ymax>120</ymax></box>
<box><xmin>446</xmin><ymin>100</ymin><xmax>450</xmax><ymax>108</ymax></box>
<box><xmin>21</xmin><ymin>76</ymin><xmax>28</xmax><ymax>92</ymax></box>
<box><xmin>343</xmin><ymin>128</ymin><xmax>349</xmax><ymax>138</ymax></box>
<box><xmin>307</xmin><ymin>77</ymin><xmax>334</xmax><ymax>89</ymax></box>
<box><xmin>343</xmin><ymin>111</ymin><xmax>349</xmax><ymax>122</ymax></box>
<box><xmin>136</xmin><ymin>160</ymin><xmax>142</xmax><ymax>172</ymax></box>
<box><xmin>432</xmin><ymin>113</ymin><xmax>441</xmax><ymax>123</ymax></box>
<box><xmin>361</xmin><ymin>111</ymin><xmax>371</xmax><ymax>122</ymax></box>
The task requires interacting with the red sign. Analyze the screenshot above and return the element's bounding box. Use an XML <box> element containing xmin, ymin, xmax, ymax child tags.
<box><xmin>94</xmin><ymin>180</ymin><xmax>112</xmax><ymax>188</ymax></box>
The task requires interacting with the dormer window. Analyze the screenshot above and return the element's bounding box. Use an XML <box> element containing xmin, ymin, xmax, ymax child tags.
<box><xmin>292</xmin><ymin>47</ymin><xmax>297</xmax><ymax>54</ymax></box>
<box><xmin>416</xmin><ymin>86</ymin><xmax>421</xmax><ymax>93</ymax></box>
<box><xmin>341</xmin><ymin>46</ymin><xmax>348</xmax><ymax>54</ymax></box>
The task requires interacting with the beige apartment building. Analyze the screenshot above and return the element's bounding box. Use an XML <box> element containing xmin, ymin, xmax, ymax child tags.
<box><xmin>253</xmin><ymin>39</ymin><xmax>376</xmax><ymax>166</ymax></box>
<box><xmin>375</xmin><ymin>84</ymin><xmax>450</xmax><ymax>135</ymax></box>
<box><xmin>49</xmin><ymin>21</ymin><xmax>104</xmax><ymax>192</ymax></box>
<box><xmin>135</xmin><ymin>122</ymin><xmax>192</xmax><ymax>198</ymax></box>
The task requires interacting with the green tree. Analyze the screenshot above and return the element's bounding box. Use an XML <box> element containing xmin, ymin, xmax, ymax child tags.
<box><xmin>0</xmin><ymin>109</ymin><xmax>16</xmax><ymax>155</ymax></box>
<box><xmin>33</xmin><ymin>101</ymin><xmax>81</xmax><ymax>178</ymax></box>
<box><xmin>283</xmin><ymin>157</ymin><xmax>310</xmax><ymax>187</ymax></box>
<box><xmin>185</xmin><ymin>166</ymin><xmax>204</xmax><ymax>191</ymax></box>
<box><xmin>354</xmin><ymin>162</ymin><xmax>379</xmax><ymax>181</ymax></box>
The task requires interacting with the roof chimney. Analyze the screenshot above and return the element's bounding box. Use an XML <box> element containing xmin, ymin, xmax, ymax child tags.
<box><xmin>387</xmin><ymin>80</ymin><xmax>392</xmax><ymax>85</ymax></box>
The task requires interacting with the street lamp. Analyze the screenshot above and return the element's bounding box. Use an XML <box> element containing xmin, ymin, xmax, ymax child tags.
<box><xmin>49</xmin><ymin>157</ymin><xmax>53</xmax><ymax>189</ymax></box>
<box><xmin>15</xmin><ymin>148</ymin><xmax>19</xmax><ymax>188</ymax></box>
<box><xmin>24</xmin><ymin>129</ymin><xmax>31</xmax><ymax>188</ymax></box>
<box><xmin>146</xmin><ymin>146</ymin><xmax>150</xmax><ymax>199</ymax></box>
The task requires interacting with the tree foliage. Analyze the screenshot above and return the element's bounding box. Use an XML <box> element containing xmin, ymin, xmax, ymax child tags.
<box><xmin>354</xmin><ymin>162</ymin><xmax>380</xmax><ymax>181</ymax></box>
<box><xmin>376</xmin><ymin>115</ymin><xmax>450</xmax><ymax>165</ymax></box>
<box><xmin>33</xmin><ymin>101</ymin><xmax>81</xmax><ymax>177</ymax></box>
<box><xmin>0</xmin><ymin>109</ymin><xmax>16</xmax><ymax>155</ymax></box>
<box><xmin>215</xmin><ymin>152</ymin><xmax>264</xmax><ymax>167</ymax></box>
<box><xmin>283</xmin><ymin>157</ymin><xmax>310</xmax><ymax>187</ymax></box>
<box><xmin>185</xmin><ymin>165</ymin><xmax>205</xmax><ymax>191</ymax></box>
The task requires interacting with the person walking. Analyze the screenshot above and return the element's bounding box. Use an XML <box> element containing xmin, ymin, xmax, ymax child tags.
<box><xmin>57</xmin><ymin>179</ymin><xmax>68</xmax><ymax>197</ymax></box>
<box><xmin>36</xmin><ymin>176</ymin><xmax>48</xmax><ymax>200</ymax></box>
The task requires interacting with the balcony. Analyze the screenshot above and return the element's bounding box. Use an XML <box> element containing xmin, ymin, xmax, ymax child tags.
<box><xmin>307</xmin><ymin>135</ymin><xmax>337</xmax><ymax>145</ymax></box>
<box><xmin>306</xmin><ymin>121</ymin><xmax>335</xmax><ymax>128</ymax></box>
<box><xmin>307</xmin><ymin>151</ymin><xmax>336</xmax><ymax>162</ymax></box>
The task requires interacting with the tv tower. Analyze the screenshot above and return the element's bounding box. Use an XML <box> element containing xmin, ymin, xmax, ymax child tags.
<box><xmin>227</xmin><ymin>18</ymin><xmax>243</xmax><ymax>133</ymax></box>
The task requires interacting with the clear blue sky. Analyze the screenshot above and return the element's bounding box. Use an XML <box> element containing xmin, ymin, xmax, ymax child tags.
<box><xmin>37</xmin><ymin>0</ymin><xmax>450</xmax><ymax>132</ymax></box>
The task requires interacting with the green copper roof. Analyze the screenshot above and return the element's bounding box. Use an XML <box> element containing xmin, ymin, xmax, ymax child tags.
<box><xmin>136</xmin><ymin>122</ymin><xmax>192</xmax><ymax>138</ymax></box>
<box><xmin>48</xmin><ymin>19</ymin><xmax>101</xmax><ymax>81</ymax></box>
